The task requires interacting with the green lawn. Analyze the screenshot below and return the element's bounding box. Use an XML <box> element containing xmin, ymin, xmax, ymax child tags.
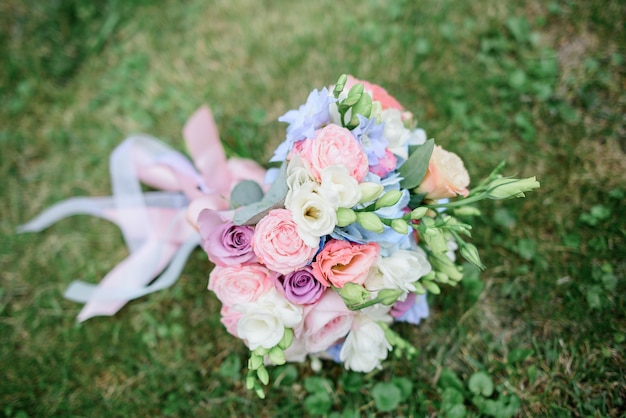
<box><xmin>1</xmin><ymin>0</ymin><xmax>624</xmax><ymax>416</ymax></box>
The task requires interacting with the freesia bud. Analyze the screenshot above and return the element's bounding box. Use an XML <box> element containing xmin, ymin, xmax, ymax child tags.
<box><xmin>278</xmin><ymin>328</ymin><xmax>294</xmax><ymax>350</ymax></box>
<box><xmin>410</xmin><ymin>207</ymin><xmax>429</xmax><ymax>220</ymax></box>
<box><xmin>391</xmin><ymin>219</ymin><xmax>410</xmax><ymax>235</ymax></box>
<box><xmin>356</xmin><ymin>212</ymin><xmax>385</xmax><ymax>233</ymax></box>
<box><xmin>268</xmin><ymin>346</ymin><xmax>286</xmax><ymax>365</ymax></box>
<box><xmin>336</xmin><ymin>207</ymin><xmax>357</xmax><ymax>227</ymax></box>
<box><xmin>256</xmin><ymin>366</ymin><xmax>269</xmax><ymax>385</ymax></box>
<box><xmin>422</xmin><ymin>280</ymin><xmax>441</xmax><ymax>295</ymax></box>
<box><xmin>358</xmin><ymin>182</ymin><xmax>384</xmax><ymax>203</ymax></box>
<box><xmin>338</xmin><ymin>282</ymin><xmax>370</xmax><ymax>306</ymax></box>
<box><xmin>429</xmin><ymin>253</ymin><xmax>463</xmax><ymax>281</ymax></box>
<box><xmin>453</xmin><ymin>206</ymin><xmax>481</xmax><ymax>217</ymax></box>
<box><xmin>378</xmin><ymin>288</ymin><xmax>405</xmax><ymax>306</ymax></box>
<box><xmin>487</xmin><ymin>176</ymin><xmax>540</xmax><ymax>200</ymax></box>
<box><xmin>375</xmin><ymin>190</ymin><xmax>403</xmax><ymax>209</ymax></box>
<box><xmin>460</xmin><ymin>243</ymin><xmax>485</xmax><ymax>270</ymax></box>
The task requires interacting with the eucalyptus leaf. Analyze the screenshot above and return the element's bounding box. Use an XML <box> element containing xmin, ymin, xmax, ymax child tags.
<box><xmin>233</xmin><ymin>162</ymin><xmax>287</xmax><ymax>225</ymax></box>
<box><xmin>399</xmin><ymin>138</ymin><xmax>434</xmax><ymax>189</ymax></box>
<box><xmin>230</xmin><ymin>180</ymin><xmax>264</xmax><ymax>208</ymax></box>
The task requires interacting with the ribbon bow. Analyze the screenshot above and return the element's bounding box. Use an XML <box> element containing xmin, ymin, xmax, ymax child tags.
<box><xmin>18</xmin><ymin>107</ymin><xmax>266</xmax><ymax>321</ymax></box>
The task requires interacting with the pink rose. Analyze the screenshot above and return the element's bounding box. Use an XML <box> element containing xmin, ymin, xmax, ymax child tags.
<box><xmin>311</xmin><ymin>239</ymin><xmax>380</xmax><ymax>288</ymax></box>
<box><xmin>220</xmin><ymin>305</ymin><xmax>242</xmax><ymax>337</ymax></box>
<box><xmin>369</xmin><ymin>149</ymin><xmax>398</xmax><ymax>178</ymax></box>
<box><xmin>344</xmin><ymin>75</ymin><xmax>404</xmax><ymax>111</ymax></box>
<box><xmin>252</xmin><ymin>209</ymin><xmax>318</xmax><ymax>274</ymax></box>
<box><xmin>415</xmin><ymin>145</ymin><xmax>470</xmax><ymax>200</ymax></box>
<box><xmin>303</xmin><ymin>290</ymin><xmax>355</xmax><ymax>352</ymax></box>
<box><xmin>208</xmin><ymin>263</ymin><xmax>274</xmax><ymax>306</ymax></box>
<box><xmin>299</xmin><ymin>125</ymin><xmax>369</xmax><ymax>183</ymax></box>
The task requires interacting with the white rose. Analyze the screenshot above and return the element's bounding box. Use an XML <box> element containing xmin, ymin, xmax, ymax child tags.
<box><xmin>376</xmin><ymin>248</ymin><xmax>432</xmax><ymax>293</ymax></box>
<box><xmin>236</xmin><ymin>288</ymin><xmax>304</xmax><ymax>350</ymax></box>
<box><xmin>339</xmin><ymin>316</ymin><xmax>392</xmax><ymax>372</ymax></box>
<box><xmin>285</xmin><ymin>182</ymin><xmax>337</xmax><ymax>247</ymax></box>
<box><xmin>318</xmin><ymin>165</ymin><xmax>361</xmax><ymax>208</ymax></box>
<box><xmin>381</xmin><ymin>109</ymin><xmax>411</xmax><ymax>160</ymax></box>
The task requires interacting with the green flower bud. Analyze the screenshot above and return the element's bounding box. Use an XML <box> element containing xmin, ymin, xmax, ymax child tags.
<box><xmin>336</xmin><ymin>207</ymin><xmax>357</xmax><ymax>227</ymax></box>
<box><xmin>349</xmin><ymin>92</ymin><xmax>373</xmax><ymax>127</ymax></box>
<box><xmin>487</xmin><ymin>176</ymin><xmax>540</xmax><ymax>200</ymax></box>
<box><xmin>420</xmin><ymin>228</ymin><xmax>449</xmax><ymax>254</ymax></box>
<box><xmin>256</xmin><ymin>366</ymin><xmax>269</xmax><ymax>386</ymax></box>
<box><xmin>333</xmin><ymin>74</ymin><xmax>348</xmax><ymax>97</ymax></box>
<box><xmin>413</xmin><ymin>281</ymin><xmax>427</xmax><ymax>294</ymax></box>
<box><xmin>338</xmin><ymin>282</ymin><xmax>370</xmax><ymax>306</ymax></box>
<box><xmin>246</xmin><ymin>373</ymin><xmax>256</xmax><ymax>390</ymax></box>
<box><xmin>343</xmin><ymin>83</ymin><xmax>364</xmax><ymax>106</ymax></box>
<box><xmin>429</xmin><ymin>253</ymin><xmax>463</xmax><ymax>282</ymax></box>
<box><xmin>435</xmin><ymin>272</ymin><xmax>449</xmax><ymax>284</ymax></box>
<box><xmin>268</xmin><ymin>346</ymin><xmax>286</xmax><ymax>365</ymax></box>
<box><xmin>378</xmin><ymin>288</ymin><xmax>404</xmax><ymax>306</ymax></box>
<box><xmin>453</xmin><ymin>206</ymin><xmax>481</xmax><ymax>217</ymax></box>
<box><xmin>278</xmin><ymin>328</ymin><xmax>294</xmax><ymax>350</ymax></box>
<box><xmin>410</xmin><ymin>207</ymin><xmax>429</xmax><ymax>220</ymax></box>
<box><xmin>359</xmin><ymin>182</ymin><xmax>384</xmax><ymax>203</ymax></box>
<box><xmin>375</xmin><ymin>190</ymin><xmax>403</xmax><ymax>209</ymax></box>
<box><xmin>391</xmin><ymin>219</ymin><xmax>410</xmax><ymax>235</ymax></box>
<box><xmin>248</xmin><ymin>353</ymin><xmax>263</xmax><ymax>370</ymax></box>
<box><xmin>422</xmin><ymin>280</ymin><xmax>441</xmax><ymax>295</ymax></box>
<box><xmin>460</xmin><ymin>243</ymin><xmax>486</xmax><ymax>270</ymax></box>
<box><xmin>356</xmin><ymin>212</ymin><xmax>385</xmax><ymax>233</ymax></box>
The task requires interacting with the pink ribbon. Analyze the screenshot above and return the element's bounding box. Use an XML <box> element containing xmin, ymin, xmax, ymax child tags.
<box><xmin>19</xmin><ymin>107</ymin><xmax>266</xmax><ymax>321</ymax></box>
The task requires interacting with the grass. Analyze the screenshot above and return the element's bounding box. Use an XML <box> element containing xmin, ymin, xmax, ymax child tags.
<box><xmin>1</xmin><ymin>0</ymin><xmax>625</xmax><ymax>416</ymax></box>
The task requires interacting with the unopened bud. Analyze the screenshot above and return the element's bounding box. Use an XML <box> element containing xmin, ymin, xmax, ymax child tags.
<box><xmin>378</xmin><ymin>288</ymin><xmax>404</xmax><ymax>306</ymax></box>
<box><xmin>359</xmin><ymin>182</ymin><xmax>384</xmax><ymax>203</ymax></box>
<box><xmin>268</xmin><ymin>346</ymin><xmax>286</xmax><ymax>365</ymax></box>
<box><xmin>422</xmin><ymin>280</ymin><xmax>441</xmax><ymax>295</ymax></box>
<box><xmin>338</xmin><ymin>282</ymin><xmax>370</xmax><ymax>306</ymax></box>
<box><xmin>460</xmin><ymin>243</ymin><xmax>486</xmax><ymax>270</ymax></box>
<box><xmin>356</xmin><ymin>212</ymin><xmax>384</xmax><ymax>233</ymax></box>
<box><xmin>375</xmin><ymin>190</ymin><xmax>403</xmax><ymax>209</ymax></box>
<box><xmin>410</xmin><ymin>207</ymin><xmax>429</xmax><ymax>220</ymax></box>
<box><xmin>453</xmin><ymin>206</ymin><xmax>481</xmax><ymax>217</ymax></box>
<box><xmin>391</xmin><ymin>219</ymin><xmax>410</xmax><ymax>235</ymax></box>
<box><xmin>336</xmin><ymin>207</ymin><xmax>357</xmax><ymax>227</ymax></box>
<box><xmin>278</xmin><ymin>328</ymin><xmax>294</xmax><ymax>350</ymax></box>
<box><xmin>487</xmin><ymin>176</ymin><xmax>540</xmax><ymax>200</ymax></box>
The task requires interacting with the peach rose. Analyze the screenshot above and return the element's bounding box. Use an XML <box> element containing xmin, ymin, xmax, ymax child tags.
<box><xmin>415</xmin><ymin>145</ymin><xmax>470</xmax><ymax>199</ymax></box>
<box><xmin>311</xmin><ymin>239</ymin><xmax>380</xmax><ymax>288</ymax></box>
<box><xmin>252</xmin><ymin>209</ymin><xmax>319</xmax><ymax>274</ymax></box>
<box><xmin>208</xmin><ymin>263</ymin><xmax>274</xmax><ymax>306</ymax></box>
<box><xmin>345</xmin><ymin>75</ymin><xmax>404</xmax><ymax>111</ymax></box>
<box><xmin>299</xmin><ymin>124</ymin><xmax>369</xmax><ymax>183</ymax></box>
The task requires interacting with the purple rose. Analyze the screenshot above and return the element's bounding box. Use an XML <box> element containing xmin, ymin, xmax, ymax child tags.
<box><xmin>278</xmin><ymin>266</ymin><xmax>324</xmax><ymax>305</ymax></box>
<box><xmin>199</xmin><ymin>215</ymin><xmax>256</xmax><ymax>266</ymax></box>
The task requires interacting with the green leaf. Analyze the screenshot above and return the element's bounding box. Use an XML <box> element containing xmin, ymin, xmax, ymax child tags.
<box><xmin>218</xmin><ymin>354</ymin><xmax>241</xmax><ymax>380</ymax></box>
<box><xmin>445</xmin><ymin>404</ymin><xmax>467</xmax><ymax>418</ymax></box>
<box><xmin>399</xmin><ymin>139</ymin><xmax>434</xmax><ymax>189</ymax></box>
<box><xmin>304</xmin><ymin>392</ymin><xmax>332</xmax><ymax>415</ymax></box>
<box><xmin>230</xmin><ymin>180</ymin><xmax>264</xmax><ymax>208</ymax></box>
<box><xmin>507</xmin><ymin>348</ymin><xmax>533</xmax><ymax>364</ymax></box>
<box><xmin>233</xmin><ymin>162</ymin><xmax>287</xmax><ymax>225</ymax></box>
<box><xmin>391</xmin><ymin>377</ymin><xmax>413</xmax><ymax>401</ymax></box>
<box><xmin>371</xmin><ymin>382</ymin><xmax>402</xmax><ymax>412</ymax></box>
<box><xmin>272</xmin><ymin>364</ymin><xmax>298</xmax><ymax>387</ymax></box>
<box><xmin>441</xmin><ymin>387</ymin><xmax>465</xmax><ymax>406</ymax></box>
<box><xmin>304</xmin><ymin>376</ymin><xmax>333</xmax><ymax>394</ymax></box>
<box><xmin>340</xmin><ymin>372</ymin><xmax>364</xmax><ymax>393</ymax></box>
<box><xmin>468</xmin><ymin>371</ymin><xmax>494</xmax><ymax>397</ymax></box>
<box><xmin>437</xmin><ymin>369</ymin><xmax>465</xmax><ymax>392</ymax></box>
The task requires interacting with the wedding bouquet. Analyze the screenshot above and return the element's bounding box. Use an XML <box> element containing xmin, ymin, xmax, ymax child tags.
<box><xmin>20</xmin><ymin>74</ymin><xmax>539</xmax><ymax>398</ymax></box>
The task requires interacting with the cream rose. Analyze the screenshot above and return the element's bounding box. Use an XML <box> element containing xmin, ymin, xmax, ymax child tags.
<box><xmin>375</xmin><ymin>248</ymin><xmax>432</xmax><ymax>293</ymax></box>
<box><xmin>285</xmin><ymin>182</ymin><xmax>337</xmax><ymax>247</ymax></box>
<box><xmin>339</xmin><ymin>316</ymin><xmax>392</xmax><ymax>372</ymax></box>
<box><xmin>318</xmin><ymin>165</ymin><xmax>361</xmax><ymax>209</ymax></box>
<box><xmin>415</xmin><ymin>145</ymin><xmax>470</xmax><ymax>199</ymax></box>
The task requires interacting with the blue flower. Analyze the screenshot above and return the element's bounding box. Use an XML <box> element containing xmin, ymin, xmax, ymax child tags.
<box><xmin>270</xmin><ymin>87</ymin><xmax>335</xmax><ymax>162</ymax></box>
<box><xmin>396</xmin><ymin>294</ymin><xmax>429</xmax><ymax>325</ymax></box>
<box><xmin>351</xmin><ymin>115</ymin><xmax>388</xmax><ymax>165</ymax></box>
<box><xmin>325</xmin><ymin>342</ymin><xmax>343</xmax><ymax>363</ymax></box>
